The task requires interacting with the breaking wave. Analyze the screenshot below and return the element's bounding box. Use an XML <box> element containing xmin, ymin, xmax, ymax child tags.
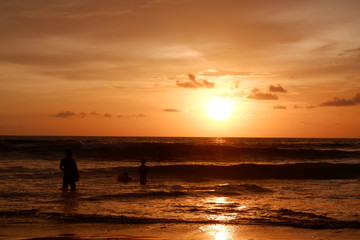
<box><xmin>1</xmin><ymin>209</ymin><xmax>359</xmax><ymax>229</ymax></box>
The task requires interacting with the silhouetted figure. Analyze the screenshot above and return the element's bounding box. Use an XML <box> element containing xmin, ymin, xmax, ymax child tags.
<box><xmin>60</xmin><ymin>150</ymin><xmax>80</xmax><ymax>191</ymax></box>
<box><xmin>117</xmin><ymin>172</ymin><xmax>132</xmax><ymax>183</ymax></box>
<box><xmin>139</xmin><ymin>160</ymin><xmax>148</xmax><ymax>185</ymax></box>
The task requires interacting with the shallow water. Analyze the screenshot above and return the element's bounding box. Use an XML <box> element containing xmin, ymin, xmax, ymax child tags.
<box><xmin>0</xmin><ymin>136</ymin><xmax>359</xmax><ymax>231</ymax></box>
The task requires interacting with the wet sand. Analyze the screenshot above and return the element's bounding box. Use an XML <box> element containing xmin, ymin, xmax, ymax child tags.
<box><xmin>1</xmin><ymin>223</ymin><xmax>360</xmax><ymax>240</ymax></box>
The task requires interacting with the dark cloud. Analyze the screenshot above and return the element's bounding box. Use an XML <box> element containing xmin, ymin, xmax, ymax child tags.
<box><xmin>269</xmin><ymin>84</ymin><xmax>287</xmax><ymax>93</ymax></box>
<box><xmin>50</xmin><ymin>110</ymin><xmax>146</xmax><ymax>119</ymax></box>
<box><xmin>176</xmin><ymin>73</ymin><xmax>215</xmax><ymax>89</ymax></box>
<box><xmin>247</xmin><ymin>88</ymin><xmax>278</xmax><ymax>100</ymax></box>
<box><xmin>51</xmin><ymin>110</ymin><xmax>76</xmax><ymax>118</ymax></box>
<box><xmin>320</xmin><ymin>98</ymin><xmax>356</xmax><ymax>106</ymax></box>
<box><xmin>320</xmin><ymin>92</ymin><xmax>360</xmax><ymax>107</ymax></box>
<box><xmin>90</xmin><ymin>111</ymin><xmax>100</xmax><ymax>115</ymax></box>
<box><xmin>353</xmin><ymin>93</ymin><xmax>360</xmax><ymax>102</ymax></box>
<box><xmin>163</xmin><ymin>108</ymin><xmax>182</xmax><ymax>112</ymax></box>
<box><xmin>273</xmin><ymin>105</ymin><xmax>287</xmax><ymax>109</ymax></box>
<box><xmin>79</xmin><ymin>112</ymin><xmax>87</xmax><ymax>118</ymax></box>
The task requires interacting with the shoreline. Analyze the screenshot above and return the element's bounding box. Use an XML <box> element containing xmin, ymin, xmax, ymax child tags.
<box><xmin>2</xmin><ymin>222</ymin><xmax>360</xmax><ymax>240</ymax></box>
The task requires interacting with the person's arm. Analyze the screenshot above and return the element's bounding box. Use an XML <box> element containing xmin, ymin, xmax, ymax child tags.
<box><xmin>60</xmin><ymin>159</ymin><xmax>64</xmax><ymax>171</ymax></box>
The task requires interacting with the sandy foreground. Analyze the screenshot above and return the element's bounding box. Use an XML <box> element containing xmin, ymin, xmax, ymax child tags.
<box><xmin>1</xmin><ymin>223</ymin><xmax>360</xmax><ymax>240</ymax></box>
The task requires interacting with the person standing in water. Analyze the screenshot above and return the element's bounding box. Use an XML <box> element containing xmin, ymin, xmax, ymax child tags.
<box><xmin>60</xmin><ymin>150</ymin><xmax>80</xmax><ymax>191</ymax></box>
<box><xmin>138</xmin><ymin>160</ymin><xmax>148</xmax><ymax>185</ymax></box>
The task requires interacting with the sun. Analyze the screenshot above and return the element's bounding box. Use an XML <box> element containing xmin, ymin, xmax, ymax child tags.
<box><xmin>206</xmin><ymin>97</ymin><xmax>234</xmax><ymax>121</ymax></box>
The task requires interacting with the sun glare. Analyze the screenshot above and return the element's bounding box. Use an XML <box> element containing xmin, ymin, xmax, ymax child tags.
<box><xmin>207</xmin><ymin>97</ymin><xmax>234</xmax><ymax>121</ymax></box>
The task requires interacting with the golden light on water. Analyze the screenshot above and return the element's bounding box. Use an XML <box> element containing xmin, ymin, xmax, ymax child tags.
<box><xmin>200</xmin><ymin>225</ymin><xmax>234</xmax><ymax>240</ymax></box>
<box><xmin>206</xmin><ymin>97</ymin><xmax>234</xmax><ymax>121</ymax></box>
<box><xmin>206</xmin><ymin>197</ymin><xmax>238</xmax><ymax>221</ymax></box>
<box><xmin>211</xmin><ymin>197</ymin><xmax>228</xmax><ymax>204</ymax></box>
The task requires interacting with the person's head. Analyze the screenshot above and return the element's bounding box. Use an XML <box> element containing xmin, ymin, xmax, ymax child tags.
<box><xmin>65</xmin><ymin>150</ymin><xmax>73</xmax><ymax>157</ymax></box>
<box><xmin>141</xmin><ymin>159</ymin><xmax>146</xmax><ymax>165</ymax></box>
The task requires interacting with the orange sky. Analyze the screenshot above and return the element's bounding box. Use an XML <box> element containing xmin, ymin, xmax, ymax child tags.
<box><xmin>0</xmin><ymin>0</ymin><xmax>359</xmax><ymax>137</ymax></box>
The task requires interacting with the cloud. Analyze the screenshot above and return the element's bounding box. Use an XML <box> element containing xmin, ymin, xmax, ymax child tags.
<box><xmin>198</xmin><ymin>69</ymin><xmax>276</xmax><ymax>78</ymax></box>
<box><xmin>79</xmin><ymin>112</ymin><xmax>87</xmax><ymax>118</ymax></box>
<box><xmin>199</xmin><ymin>69</ymin><xmax>254</xmax><ymax>77</ymax></box>
<box><xmin>273</xmin><ymin>105</ymin><xmax>287</xmax><ymax>109</ymax></box>
<box><xmin>354</xmin><ymin>93</ymin><xmax>360</xmax><ymax>102</ymax></box>
<box><xmin>119</xmin><ymin>114</ymin><xmax>147</xmax><ymax>118</ymax></box>
<box><xmin>176</xmin><ymin>73</ymin><xmax>215</xmax><ymax>89</ymax></box>
<box><xmin>339</xmin><ymin>47</ymin><xmax>360</xmax><ymax>57</ymax></box>
<box><xmin>320</xmin><ymin>92</ymin><xmax>360</xmax><ymax>107</ymax></box>
<box><xmin>90</xmin><ymin>111</ymin><xmax>100</xmax><ymax>115</ymax></box>
<box><xmin>247</xmin><ymin>88</ymin><xmax>278</xmax><ymax>100</ymax></box>
<box><xmin>50</xmin><ymin>110</ymin><xmax>147</xmax><ymax>119</ymax></box>
<box><xmin>163</xmin><ymin>108</ymin><xmax>182</xmax><ymax>112</ymax></box>
<box><xmin>51</xmin><ymin>110</ymin><xmax>76</xmax><ymax>118</ymax></box>
<box><xmin>269</xmin><ymin>84</ymin><xmax>287</xmax><ymax>93</ymax></box>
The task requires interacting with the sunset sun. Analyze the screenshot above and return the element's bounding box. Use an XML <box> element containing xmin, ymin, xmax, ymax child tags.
<box><xmin>206</xmin><ymin>97</ymin><xmax>234</xmax><ymax>121</ymax></box>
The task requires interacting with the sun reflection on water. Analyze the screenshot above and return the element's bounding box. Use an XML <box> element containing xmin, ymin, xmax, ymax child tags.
<box><xmin>206</xmin><ymin>197</ymin><xmax>240</xmax><ymax>221</ymax></box>
<box><xmin>200</xmin><ymin>224</ymin><xmax>234</xmax><ymax>240</ymax></box>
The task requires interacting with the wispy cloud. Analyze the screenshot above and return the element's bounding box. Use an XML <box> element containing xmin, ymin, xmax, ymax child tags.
<box><xmin>198</xmin><ymin>69</ymin><xmax>277</xmax><ymax>78</ymax></box>
<box><xmin>273</xmin><ymin>105</ymin><xmax>287</xmax><ymax>109</ymax></box>
<box><xmin>119</xmin><ymin>114</ymin><xmax>147</xmax><ymax>118</ymax></box>
<box><xmin>163</xmin><ymin>109</ymin><xmax>182</xmax><ymax>112</ymax></box>
<box><xmin>176</xmin><ymin>73</ymin><xmax>215</xmax><ymax>89</ymax></box>
<box><xmin>338</xmin><ymin>47</ymin><xmax>360</xmax><ymax>57</ymax></box>
<box><xmin>320</xmin><ymin>93</ymin><xmax>360</xmax><ymax>106</ymax></box>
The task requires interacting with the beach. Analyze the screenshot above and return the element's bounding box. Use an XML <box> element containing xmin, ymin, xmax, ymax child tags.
<box><xmin>1</xmin><ymin>136</ymin><xmax>359</xmax><ymax>240</ymax></box>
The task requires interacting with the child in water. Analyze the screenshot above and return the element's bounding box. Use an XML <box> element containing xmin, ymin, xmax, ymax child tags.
<box><xmin>139</xmin><ymin>160</ymin><xmax>148</xmax><ymax>185</ymax></box>
<box><xmin>117</xmin><ymin>172</ymin><xmax>132</xmax><ymax>183</ymax></box>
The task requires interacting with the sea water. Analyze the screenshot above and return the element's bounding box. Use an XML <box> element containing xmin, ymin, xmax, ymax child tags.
<box><xmin>0</xmin><ymin>136</ymin><xmax>359</xmax><ymax>232</ymax></box>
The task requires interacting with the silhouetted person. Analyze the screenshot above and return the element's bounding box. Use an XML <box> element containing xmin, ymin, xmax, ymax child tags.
<box><xmin>117</xmin><ymin>172</ymin><xmax>132</xmax><ymax>183</ymax></box>
<box><xmin>60</xmin><ymin>150</ymin><xmax>80</xmax><ymax>191</ymax></box>
<box><xmin>139</xmin><ymin>160</ymin><xmax>148</xmax><ymax>185</ymax></box>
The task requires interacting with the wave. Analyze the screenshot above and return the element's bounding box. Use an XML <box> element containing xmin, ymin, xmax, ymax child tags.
<box><xmin>77</xmin><ymin>163</ymin><xmax>360</xmax><ymax>180</ymax></box>
<box><xmin>77</xmin><ymin>142</ymin><xmax>360</xmax><ymax>162</ymax></box>
<box><xmin>1</xmin><ymin>209</ymin><xmax>359</xmax><ymax>229</ymax></box>
<box><xmin>83</xmin><ymin>190</ymin><xmax>189</xmax><ymax>201</ymax></box>
<box><xmin>147</xmin><ymin>163</ymin><xmax>360</xmax><ymax>179</ymax></box>
<box><xmin>0</xmin><ymin>209</ymin><xmax>39</xmax><ymax>217</ymax></box>
<box><xmin>79</xmin><ymin>184</ymin><xmax>272</xmax><ymax>201</ymax></box>
<box><xmin>191</xmin><ymin>184</ymin><xmax>273</xmax><ymax>196</ymax></box>
<box><xmin>1</xmin><ymin>136</ymin><xmax>360</xmax><ymax>162</ymax></box>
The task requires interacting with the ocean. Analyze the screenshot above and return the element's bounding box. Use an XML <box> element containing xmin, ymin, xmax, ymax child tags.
<box><xmin>0</xmin><ymin>136</ymin><xmax>360</xmax><ymax>239</ymax></box>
